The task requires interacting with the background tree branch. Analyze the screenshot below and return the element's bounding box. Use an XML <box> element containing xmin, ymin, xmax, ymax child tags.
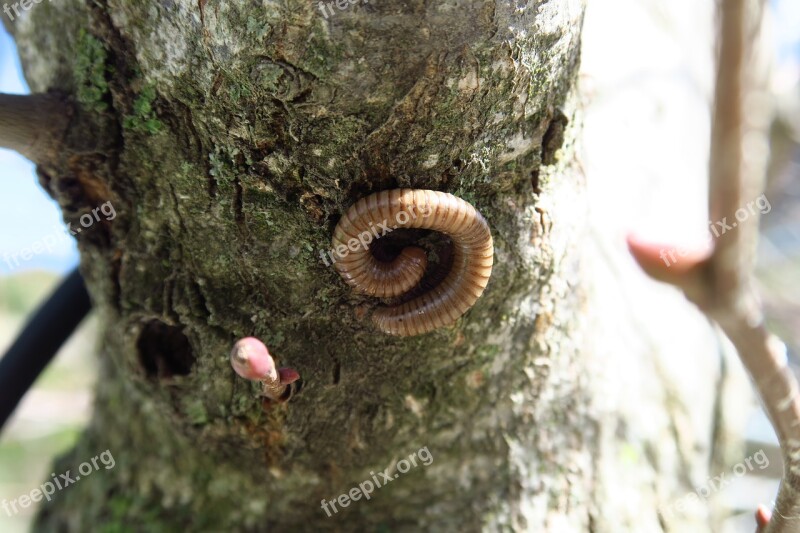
<box><xmin>629</xmin><ymin>0</ymin><xmax>800</xmax><ymax>530</ymax></box>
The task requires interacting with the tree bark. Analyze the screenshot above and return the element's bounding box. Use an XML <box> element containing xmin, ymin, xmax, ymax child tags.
<box><xmin>4</xmin><ymin>0</ymin><xmax>737</xmax><ymax>531</ymax></box>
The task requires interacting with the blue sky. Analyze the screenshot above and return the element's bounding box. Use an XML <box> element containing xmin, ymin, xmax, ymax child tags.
<box><xmin>0</xmin><ymin>3</ymin><xmax>798</xmax><ymax>276</ymax></box>
<box><xmin>0</xmin><ymin>25</ymin><xmax>78</xmax><ymax>275</ymax></box>
<box><xmin>774</xmin><ymin>0</ymin><xmax>800</xmax><ymax>65</ymax></box>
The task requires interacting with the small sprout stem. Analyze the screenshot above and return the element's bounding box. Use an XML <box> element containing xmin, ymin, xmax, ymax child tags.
<box><xmin>230</xmin><ymin>337</ymin><xmax>300</xmax><ymax>403</ymax></box>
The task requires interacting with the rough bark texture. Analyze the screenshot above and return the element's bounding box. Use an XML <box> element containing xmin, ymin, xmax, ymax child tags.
<box><xmin>4</xmin><ymin>0</ymin><xmax>734</xmax><ymax>531</ymax></box>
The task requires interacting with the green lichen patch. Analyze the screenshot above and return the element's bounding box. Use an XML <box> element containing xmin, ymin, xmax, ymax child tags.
<box><xmin>123</xmin><ymin>84</ymin><xmax>164</xmax><ymax>135</ymax></box>
<box><xmin>74</xmin><ymin>29</ymin><xmax>112</xmax><ymax>113</ymax></box>
<box><xmin>182</xmin><ymin>397</ymin><xmax>209</xmax><ymax>426</ymax></box>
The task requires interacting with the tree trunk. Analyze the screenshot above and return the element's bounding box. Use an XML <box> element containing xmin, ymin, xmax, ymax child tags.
<box><xmin>4</xmin><ymin>0</ymin><xmax>736</xmax><ymax>531</ymax></box>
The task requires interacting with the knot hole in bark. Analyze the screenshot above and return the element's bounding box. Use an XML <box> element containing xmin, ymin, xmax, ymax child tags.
<box><xmin>136</xmin><ymin>320</ymin><xmax>195</xmax><ymax>379</ymax></box>
<box><xmin>532</xmin><ymin>110</ymin><xmax>570</xmax><ymax>194</ymax></box>
<box><xmin>541</xmin><ymin>110</ymin><xmax>569</xmax><ymax>167</ymax></box>
<box><xmin>370</xmin><ymin>228</ymin><xmax>454</xmax><ymax>302</ymax></box>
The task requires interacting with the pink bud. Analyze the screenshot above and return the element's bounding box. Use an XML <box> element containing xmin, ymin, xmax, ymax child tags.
<box><xmin>278</xmin><ymin>367</ymin><xmax>301</xmax><ymax>385</ymax></box>
<box><xmin>755</xmin><ymin>505</ymin><xmax>771</xmax><ymax>530</ymax></box>
<box><xmin>626</xmin><ymin>233</ymin><xmax>712</xmax><ymax>283</ymax></box>
<box><xmin>230</xmin><ymin>337</ymin><xmax>277</xmax><ymax>382</ymax></box>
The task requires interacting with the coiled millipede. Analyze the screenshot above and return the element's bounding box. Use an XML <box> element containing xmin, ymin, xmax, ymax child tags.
<box><xmin>331</xmin><ymin>189</ymin><xmax>494</xmax><ymax>336</ymax></box>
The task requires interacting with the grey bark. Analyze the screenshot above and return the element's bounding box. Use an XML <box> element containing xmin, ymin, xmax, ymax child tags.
<box><xmin>3</xmin><ymin>0</ymin><xmax>735</xmax><ymax>531</ymax></box>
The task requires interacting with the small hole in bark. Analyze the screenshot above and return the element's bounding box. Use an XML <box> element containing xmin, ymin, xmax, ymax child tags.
<box><xmin>369</xmin><ymin>229</ymin><xmax>419</xmax><ymax>262</ymax></box>
<box><xmin>282</xmin><ymin>381</ymin><xmax>296</xmax><ymax>401</ymax></box>
<box><xmin>367</xmin><ymin>229</ymin><xmax>454</xmax><ymax>303</ymax></box>
<box><xmin>541</xmin><ymin>111</ymin><xmax>568</xmax><ymax>166</ymax></box>
<box><xmin>279</xmin><ymin>379</ymin><xmax>303</xmax><ymax>403</ymax></box>
<box><xmin>234</xmin><ymin>177</ymin><xmax>244</xmax><ymax>224</ymax></box>
<box><xmin>531</xmin><ymin>168</ymin><xmax>541</xmax><ymax>195</ymax></box>
<box><xmin>137</xmin><ymin>320</ymin><xmax>195</xmax><ymax>379</ymax></box>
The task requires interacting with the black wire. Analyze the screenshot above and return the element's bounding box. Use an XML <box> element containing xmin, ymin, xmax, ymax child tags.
<box><xmin>0</xmin><ymin>268</ymin><xmax>91</xmax><ymax>434</ymax></box>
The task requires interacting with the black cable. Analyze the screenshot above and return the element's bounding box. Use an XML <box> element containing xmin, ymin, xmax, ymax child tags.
<box><xmin>0</xmin><ymin>268</ymin><xmax>91</xmax><ymax>433</ymax></box>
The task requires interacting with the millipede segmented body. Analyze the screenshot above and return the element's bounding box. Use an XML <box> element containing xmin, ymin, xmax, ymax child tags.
<box><xmin>332</xmin><ymin>189</ymin><xmax>494</xmax><ymax>336</ymax></box>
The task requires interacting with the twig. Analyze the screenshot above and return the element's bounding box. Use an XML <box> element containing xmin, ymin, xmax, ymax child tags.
<box><xmin>230</xmin><ymin>337</ymin><xmax>300</xmax><ymax>404</ymax></box>
<box><xmin>0</xmin><ymin>92</ymin><xmax>70</xmax><ymax>164</ymax></box>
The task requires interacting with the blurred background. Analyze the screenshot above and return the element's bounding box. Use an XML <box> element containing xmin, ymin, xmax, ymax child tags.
<box><xmin>0</xmin><ymin>16</ymin><xmax>97</xmax><ymax>533</ymax></box>
<box><xmin>581</xmin><ymin>0</ymin><xmax>798</xmax><ymax>531</ymax></box>
<box><xmin>0</xmin><ymin>0</ymin><xmax>798</xmax><ymax>531</ymax></box>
